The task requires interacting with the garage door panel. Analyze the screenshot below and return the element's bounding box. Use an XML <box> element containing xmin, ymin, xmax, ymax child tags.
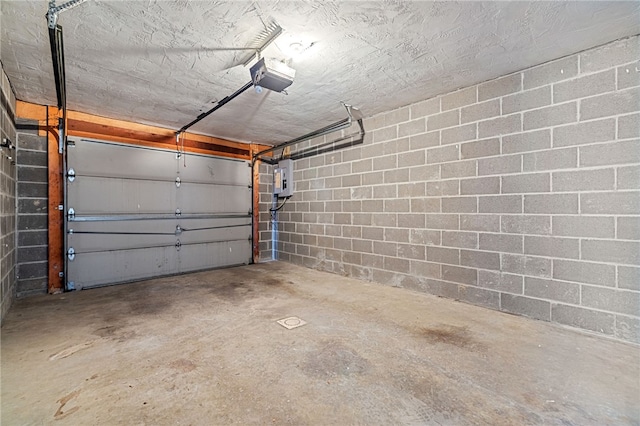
<box><xmin>176</xmin><ymin>183</ymin><xmax>251</xmax><ymax>213</ymax></box>
<box><xmin>66</xmin><ymin>137</ymin><xmax>253</xmax><ymax>289</ymax></box>
<box><xmin>68</xmin><ymin>141</ymin><xmax>179</xmax><ymax>180</ymax></box>
<box><xmin>178</xmin><ymin>217</ymin><xmax>251</xmax><ymax>229</ymax></box>
<box><xmin>68</xmin><ymin>218</ymin><xmax>251</xmax><ymax>251</ymax></box>
<box><xmin>69</xmin><ymin>177</ymin><xmax>176</xmax><ymax>215</ymax></box>
<box><xmin>69</xmin><ymin>220</ymin><xmax>179</xmax><ymax>234</ymax></box>
<box><xmin>176</xmin><ymin>154</ymin><xmax>251</xmax><ymax>185</ymax></box>
<box><xmin>69</xmin><ymin>141</ymin><xmax>251</xmax><ymax>185</ymax></box>
<box><xmin>178</xmin><ymin>219</ymin><xmax>251</xmax><ymax>245</ymax></box>
<box><xmin>69</xmin><ymin>234</ymin><xmax>175</xmax><ymax>253</ymax></box>
<box><xmin>68</xmin><ymin>246</ymin><xmax>179</xmax><ymax>290</ymax></box>
<box><xmin>178</xmin><ymin>240</ymin><xmax>250</xmax><ymax>273</ymax></box>
<box><xmin>68</xmin><ymin>219</ymin><xmax>177</xmax><ymax>251</ymax></box>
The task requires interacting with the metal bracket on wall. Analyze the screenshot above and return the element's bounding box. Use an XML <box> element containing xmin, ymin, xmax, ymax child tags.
<box><xmin>47</xmin><ymin>0</ymin><xmax>90</xmax><ymax>29</ymax></box>
<box><xmin>58</xmin><ymin>117</ymin><xmax>64</xmax><ymax>154</ymax></box>
<box><xmin>1</xmin><ymin>138</ymin><xmax>15</xmax><ymax>162</ymax></box>
<box><xmin>252</xmin><ymin>103</ymin><xmax>365</xmax><ymax>165</ymax></box>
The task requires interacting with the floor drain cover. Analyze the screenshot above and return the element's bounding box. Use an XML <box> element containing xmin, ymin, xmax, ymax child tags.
<box><xmin>277</xmin><ymin>316</ymin><xmax>307</xmax><ymax>330</ymax></box>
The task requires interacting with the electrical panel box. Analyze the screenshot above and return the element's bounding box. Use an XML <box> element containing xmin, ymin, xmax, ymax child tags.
<box><xmin>274</xmin><ymin>159</ymin><xmax>294</xmax><ymax>198</ymax></box>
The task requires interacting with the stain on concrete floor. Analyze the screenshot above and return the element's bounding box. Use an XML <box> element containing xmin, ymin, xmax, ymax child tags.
<box><xmin>1</xmin><ymin>261</ymin><xmax>638</xmax><ymax>425</ymax></box>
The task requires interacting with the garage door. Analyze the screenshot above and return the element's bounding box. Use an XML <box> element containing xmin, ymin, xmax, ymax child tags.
<box><xmin>65</xmin><ymin>137</ymin><xmax>252</xmax><ymax>290</ymax></box>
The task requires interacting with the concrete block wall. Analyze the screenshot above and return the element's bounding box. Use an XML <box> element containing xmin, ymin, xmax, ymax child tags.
<box><xmin>15</xmin><ymin>120</ymin><xmax>48</xmax><ymax>296</ymax></box>
<box><xmin>258</xmin><ymin>162</ymin><xmax>274</xmax><ymax>261</ymax></box>
<box><xmin>276</xmin><ymin>35</ymin><xmax>640</xmax><ymax>344</ymax></box>
<box><xmin>0</xmin><ymin>63</ymin><xmax>17</xmax><ymax>322</ymax></box>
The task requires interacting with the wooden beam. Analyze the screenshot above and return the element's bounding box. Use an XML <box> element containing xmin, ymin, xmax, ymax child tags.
<box><xmin>16</xmin><ymin>101</ymin><xmax>60</xmax><ymax>137</ymax></box>
<box><xmin>17</xmin><ymin>100</ymin><xmax>271</xmax><ymax>160</ymax></box>
<box><xmin>64</xmin><ymin>110</ymin><xmax>262</xmax><ymax>160</ymax></box>
<box><xmin>16</xmin><ymin>100</ymin><xmax>54</xmax><ymax>121</ymax></box>
<box><xmin>66</xmin><ymin>119</ymin><xmax>251</xmax><ymax>160</ymax></box>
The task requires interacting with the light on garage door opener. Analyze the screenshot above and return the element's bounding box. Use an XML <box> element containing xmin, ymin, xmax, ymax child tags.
<box><xmin>250</xmin><ymin>58</ymin><xmax>296</xmax><ymax>94</ymax></box>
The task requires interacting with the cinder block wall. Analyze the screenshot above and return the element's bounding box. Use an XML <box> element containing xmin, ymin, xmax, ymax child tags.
<box><xmin>15</xmin><ymin>120</ymin><xmax>48</xmax><ymax>296</ymax></box>
<box><xmin>0</xmin><ymin>63</ymin><xmax>17</xmax><ymax>322</ymax></box>
<box><xmin>276</xmin><ymin>36</ymin><xmax>640</xmax><ymax>344</ymax></box>
<box><xmin>258</xmin><ymin>162</ymin><xmax>274</xmax><ymax>261</ymax></box>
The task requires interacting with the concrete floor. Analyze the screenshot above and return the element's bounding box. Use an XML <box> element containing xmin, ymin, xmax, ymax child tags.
<box><xmin>1</xmin><ymin>262</ymin><xmax>638</xmax><ymax>425</ymax></box>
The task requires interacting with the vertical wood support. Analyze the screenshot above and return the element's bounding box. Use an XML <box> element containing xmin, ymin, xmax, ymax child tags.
<box><xmin>47</xmin><ymin>121</ymin><xmax>64</xmax><ymax>293</ymax></box>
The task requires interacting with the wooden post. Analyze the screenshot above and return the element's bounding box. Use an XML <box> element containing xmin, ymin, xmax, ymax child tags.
<box><xmin>48</xmin><ymin>122</ymin><xmax>64</xmax><ymax>293</ymax></box>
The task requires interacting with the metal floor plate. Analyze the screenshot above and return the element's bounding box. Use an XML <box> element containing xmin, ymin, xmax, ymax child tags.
<box><xmin>277</xmin><ymin>316</ymin><xmax>307</xmax><ymax>330</ymax></box>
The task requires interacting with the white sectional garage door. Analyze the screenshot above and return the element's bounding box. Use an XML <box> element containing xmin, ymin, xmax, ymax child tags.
<box><xmin>65</xmin><ymin>137</ymin><xmax>252</xmax><ymax>290</ymax></box>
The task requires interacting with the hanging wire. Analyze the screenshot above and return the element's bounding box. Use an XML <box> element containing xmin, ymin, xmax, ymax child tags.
<box><xmin>269</xmin><ymin>196</ymin><xmax>290</xmax><ymax>213</ymax></box>
<box><xmin>270</xmin><ymin>196</ymin><xmax>290</xmax><ymax>225</ymax></box>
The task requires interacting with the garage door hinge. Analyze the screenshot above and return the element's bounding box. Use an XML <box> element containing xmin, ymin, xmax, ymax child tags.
<box><xmin>175</xmin><ymin>177</ymin><xmax>181</xmax><ymax>188</ymax></box>
<box><xmin>67</xmin><ymin>208</ymin><xmax>75</xmax><ymax>219</ymax></box>
<box><xmin>175</xmin><ymin>208</ymin><xmax>181</xmax><ymax>217</ymax></box>
<box><xmin>67</xmin><ymin>168</ymin><xmax>75</xmax><ymax>182</ymax></box>
<box><xmin>175</xmin><ymin>225</ymin><xmax>182</xmax><ymax>236</ymax></box>
<box><xmin>175</xmin><ymin>240</ymin><xmax>181</xmax><ymax>251</ymax></box>
<box><xmin>67</xmin><ymin>247</ymin><xmax>75</xmax><ymax>261</ymax></box>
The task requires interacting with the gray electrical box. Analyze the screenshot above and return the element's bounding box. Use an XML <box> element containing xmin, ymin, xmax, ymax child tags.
<box><xmin>274</xmin><ymin>159</ymin><xmax>294</xmax><ymax>198</ymax></box>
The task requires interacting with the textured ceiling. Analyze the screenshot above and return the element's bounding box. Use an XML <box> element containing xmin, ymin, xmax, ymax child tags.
<box><xmin>1</xmin><ymin>1</ymin><xmax>639</xmax><ymax>145</ymax></box>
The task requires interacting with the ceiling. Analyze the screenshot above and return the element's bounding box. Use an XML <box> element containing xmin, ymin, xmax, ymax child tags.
<box><xmin>1</xmin><ymin>1</ymin><xmax>639</xmax><ymax>145</ymax></box>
